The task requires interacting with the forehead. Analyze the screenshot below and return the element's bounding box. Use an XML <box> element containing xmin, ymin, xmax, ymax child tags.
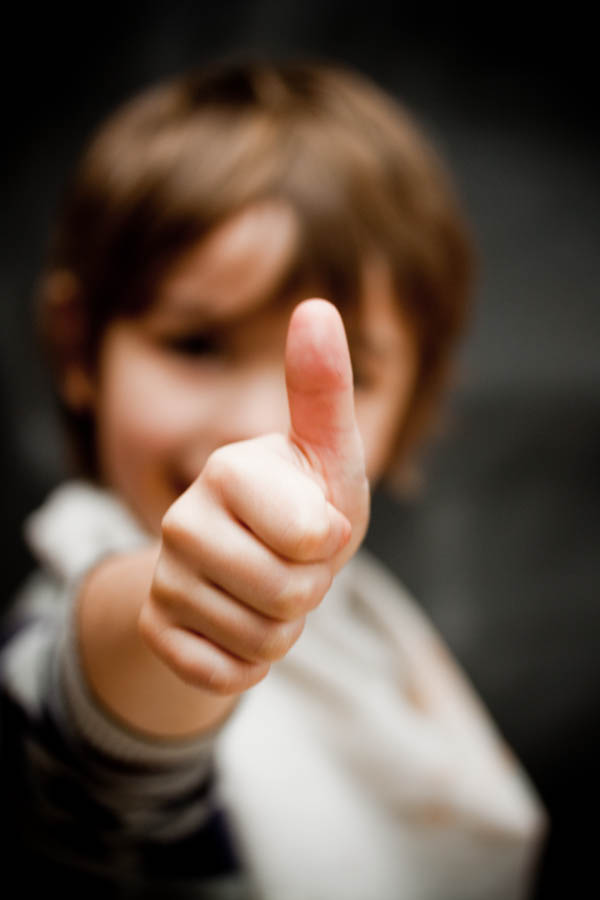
<box><xmin>151</xmin><ymin>202</ymin><xmax>300</xmax><ymax>326</ymax></box>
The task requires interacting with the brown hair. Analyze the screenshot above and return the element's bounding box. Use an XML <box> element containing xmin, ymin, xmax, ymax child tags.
<box><xmin>39</xmin><ymin>59</ymin><xmax>473</xmax><ymax>481</ymax></box>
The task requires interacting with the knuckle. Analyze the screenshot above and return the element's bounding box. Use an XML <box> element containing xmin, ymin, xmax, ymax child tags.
<box><xmin>203</xmin><ymin>446</ymin><xmax>237</xmax><ymax>493</ymax></box>
<box><xmin>204</xmin><ymin>661</ymin><xmax>237</xmax><ymax>695</ymax></box>
<box><xmin>208</xmin><ymin>658</ymin><xmax>270</xmax><ymax>695</ymax></box>
<box><xmin>239</xmin><ymin>660</ymin><xmax>271</xmax><ymax>691</ymax></box>
<box><xmin>169</xmin><ymin>652</ymin><xmax>205</xmax><ymax>689</ymax></box>
<box><xmin>138</xmin><ymin>601</ymin><xmax>160</xmax><ymax>649</ymax></box>
<box><xmin>270</xmin><ymin>567</ymin><xmax>303</xmax><ymax>619</ymax></box>
<box><xmin>159</xmin><ymin>498</ymin><xmax>208</xmax><ymax>566</ymax></box>
<box><xmin>148</xmin><ymin>624</ymin><xmax>194</xmax><ymax>681</ymax></box>
<box><xmin>272</xmin><ymin>564</ymin><xmax>331</xmax><ymax>618</ymax></box>
<box><xmin>139</xmin><ymin>618</ymin><xmax>207</xmax><ymax>690</ymax></box>
<box><xmin>255</xmin><ymin>619</ymin><xmax>303</xmax><ymax>662</ymax></box>
<box><xmin>287</xmin><ymin>508</ymin><xmax>331</xmax><ymax>561</ymax></box>
<box><xmin>141</xmin><ymin>613</ymin><xmax>271</xmax><ymax>694</ymax></box>
<box><xmin>160</xmin><ymin>502</ymin><xmax>187</xmax><ymax>549</ymax></box>
<box><xmin>165</xmin><ymin>638</ymin><xmax>224</xmax><ymax>691</ymax></box>
<box><xmin>150</xmin><ymin>557</ymin><xmax>181</xmax><ymax>610</ymax></box>
<box><xmin>305</xmin><ymin>565</ymin><xmax>334</xmax><ymax>609</ymax></box>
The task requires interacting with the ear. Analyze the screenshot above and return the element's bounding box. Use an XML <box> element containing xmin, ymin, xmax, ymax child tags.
<box><xmin>40</xmin><ymin>269</ymin><xmax>96</xmax><ymax>412</ymax></box>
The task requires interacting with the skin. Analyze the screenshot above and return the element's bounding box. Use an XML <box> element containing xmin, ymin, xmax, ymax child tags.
<box><xmin>68</xmin><ymin>203</ymin><xmax>416</xmax><ymax>738</ymax></box>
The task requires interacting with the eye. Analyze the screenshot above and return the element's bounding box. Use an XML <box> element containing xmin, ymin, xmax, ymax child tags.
<box><xmin>163</xmin><ymin>332</ymin><xmax>223</xmax><ymax>358</ymax></box>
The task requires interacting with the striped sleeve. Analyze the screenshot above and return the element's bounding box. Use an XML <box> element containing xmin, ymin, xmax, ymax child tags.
<box><xmin>0</xmin><ymin>573</ymin><xmax>248</xmax><ymax>896</ymax></box>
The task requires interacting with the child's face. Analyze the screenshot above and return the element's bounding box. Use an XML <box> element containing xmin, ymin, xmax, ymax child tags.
<box><xmin>86</xmin><ymin>204</ymin><xmax>416</xmax><ymax>534</ymax></box>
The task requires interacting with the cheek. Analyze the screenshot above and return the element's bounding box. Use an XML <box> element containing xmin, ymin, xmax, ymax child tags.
<box><xmin>95</xmin><ymin>344</ymin><xmax>202</xmax><ymax>482</ymax></box>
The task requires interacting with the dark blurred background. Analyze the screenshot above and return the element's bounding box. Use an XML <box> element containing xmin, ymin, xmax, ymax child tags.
<box><xmin>1</xmin><ymin>4</ymin><xmax>598</xmax><ymax>897</ymax></box>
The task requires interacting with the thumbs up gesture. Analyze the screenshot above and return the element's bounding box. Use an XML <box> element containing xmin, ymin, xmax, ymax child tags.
<box><xmin>141</xmin><ymin>300</ymin><xmax>370</xmax><ymax>696</ymax></box>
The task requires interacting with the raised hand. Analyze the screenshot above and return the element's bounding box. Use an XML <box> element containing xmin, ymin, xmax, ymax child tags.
<box><xmin>139</xmin><ymin>299</ymin><xmax>370</xmax><ymax>696</ymax></box>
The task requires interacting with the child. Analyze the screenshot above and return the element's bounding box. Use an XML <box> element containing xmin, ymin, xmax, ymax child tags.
<box><xmin>1</xmin><ymin>60</ymin><xmax>545</xmax><ymax>898</ymax></box>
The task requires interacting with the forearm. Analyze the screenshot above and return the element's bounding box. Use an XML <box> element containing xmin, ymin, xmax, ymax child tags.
<box><xmin>78</xmin><ymin>544</ymin><xmax>238</xmax><ymax>738</ymax></box>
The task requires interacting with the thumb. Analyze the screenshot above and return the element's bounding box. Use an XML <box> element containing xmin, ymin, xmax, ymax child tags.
<box><xmin>285</xmin><ymin>299</ymin><xmax>366</xmax><ymax>504</ymax></box>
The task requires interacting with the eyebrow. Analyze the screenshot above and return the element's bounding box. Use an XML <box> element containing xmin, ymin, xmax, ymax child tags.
<box><xmin>149</xmin><ymin>266</ymin><xmax>302</xmax><ymax>329</ymax></box>
<box><xmin>145</xmin><ymin>285</ymin><xmax>300</xmax><ymax>334</ymax></box>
